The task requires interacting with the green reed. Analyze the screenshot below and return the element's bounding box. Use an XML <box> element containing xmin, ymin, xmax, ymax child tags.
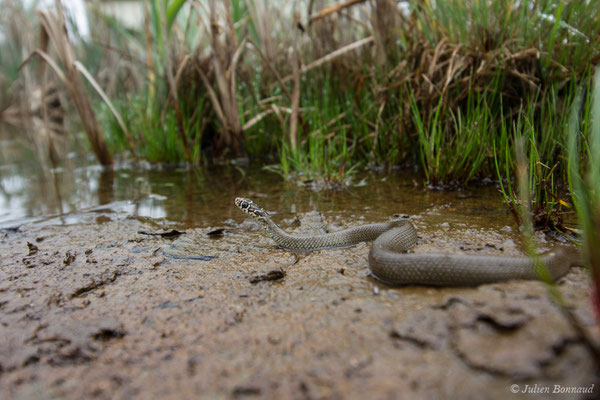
<box><xmin>567</xmin><ymin>67</ymin><xmax>600</xmax><ymax>318</ymax></box>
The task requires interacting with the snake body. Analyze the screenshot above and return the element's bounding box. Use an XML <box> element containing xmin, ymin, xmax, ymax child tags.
<box><xmin>235</xmin><ymin>197</ymin><xmax>579</xmax><ymax>286</ymax></box>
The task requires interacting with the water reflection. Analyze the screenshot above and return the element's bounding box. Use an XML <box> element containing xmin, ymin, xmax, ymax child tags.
<box><xmin>0</xmin><ymin>131</ymin><xmax>512</xmax><ymax>230</ymax></box>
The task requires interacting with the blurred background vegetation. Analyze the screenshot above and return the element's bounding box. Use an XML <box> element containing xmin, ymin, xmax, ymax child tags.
<box><xmin>0</xmin><ymin>0</ymin><xmax>599</xmax><ymax>222</ymax></box>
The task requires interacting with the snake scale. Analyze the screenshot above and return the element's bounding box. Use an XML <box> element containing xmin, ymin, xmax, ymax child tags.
<box><xmin>235</xmin><ymin>197</ymin><xmax>580</xmax><ymax>286</ymax></box>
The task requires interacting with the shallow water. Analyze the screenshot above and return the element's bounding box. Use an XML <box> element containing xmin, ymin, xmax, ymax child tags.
<box><xmin>0</xmin><ymin>134</ymin><xmax>512</xmax><ymax>231</ymax></box>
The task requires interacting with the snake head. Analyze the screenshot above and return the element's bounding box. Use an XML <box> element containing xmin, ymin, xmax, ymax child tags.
<box><xmin>235</xmin><ymin>197</ymin><xmax>268</xmax><ymax>219</ymax></box>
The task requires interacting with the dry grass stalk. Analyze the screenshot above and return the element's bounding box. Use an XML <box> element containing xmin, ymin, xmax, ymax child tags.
<box><xmin>278</xmin><ymin>36</ymin><xmax>375</xmax><ymax>86</ymax></box>
<box><xmin>248</xmin><ymin>41</ymin><xmax>293</xmax><ymax>102</ymax></box>
<box><xmin>143</xmin><ymin>1</ymin><xmax>156</xmax><ymax>114</ymax></box>
<box><xmin>193</xmin><ymin>0</ymin><xmax>246</xmax><ymax>157</ymax></box>
<box><xmin>73</xmin><ymin>61</ymin><xmax>137</xmax><ymax>160</ymax></box>
<box><xmin>2</xmin><ymin>1</ymin><xmax>34</xmax><ymax>105</ymax></box>
<box><xmin>0</xmin><ymin>0</ymin><xmax>67</xmax><ymax>165</ymax></box>
<box><xmin>244</xmin><ymin>0</ymin><xmax>275</xmax><ymax>64</ymax></box>
<box><xmin>371</xmin><ymin>0</ymin><xmax>399</xmax><ymax>66</ymax></box>
<box><xmin>242</xmin><ymin>108</ymin><xmax>274</xmax><ymax>131</ymax></box>
<box><xmin>308</xmin><ymin>0</ymin><xmax>367</xmax><ymax>24</ymax></box>
<box><xmin>383</xmin><ymin>31</ymin><xmax>545</xmax><ymax>121</ymax></box>
<box><xmin>21</xmin><ymin>0</ymin><xmax>113</xmax><ymax>165</ymax></box>
<box><xmin>37</xmin><ymin>24</ymin><xmax>60</xmax><ymax>167</ymax></box>
<box><xmin>173</xmin><ymin>54</ymin><xmax>191</xmax><ymax>90</ymax></box>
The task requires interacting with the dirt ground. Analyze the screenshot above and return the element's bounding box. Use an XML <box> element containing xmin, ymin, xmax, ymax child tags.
<box><xmin>1</xmin><ymin>208</ymin><xmax>598</xmax><ymax>400</ymax></box>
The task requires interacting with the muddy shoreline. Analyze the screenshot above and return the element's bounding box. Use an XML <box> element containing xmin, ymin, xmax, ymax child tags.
<box><xmin>1</xmin><ymin>206</ymin><xmax>598</xmax><ymax>400</ymax></box>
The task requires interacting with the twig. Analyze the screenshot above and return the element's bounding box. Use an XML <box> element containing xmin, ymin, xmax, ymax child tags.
<box><xmin>277</xmin><ymin>36</ymin><xmax>375</xmax><ymax>86</ymax></box>
<box><xmin>242</xmin><ymin>108</ymin><xmax>274</xmax><ymax>131</ymax></box>
<box><xmin>74</xmin><ymin>61</ymin><xmax>138</xmax><ymax>160</ymax></box>
<box><xmin>195</xmin><ymin>62</ymin><xmax>227</xmax><ymax>127</ymax></box>
<box><xmin>143</xmin><ymin>1</ymin><xmax>155</xmax><ymax>117</ymax></box>
<box><xmin>309</xmin><ymin>0</ymin><xmax>367</xmax><ymax>25</ymax></box>
<box><xmin>248</xmin><ymin>40</ymin><xmax>293</xmax><ymax>102</ymax></box>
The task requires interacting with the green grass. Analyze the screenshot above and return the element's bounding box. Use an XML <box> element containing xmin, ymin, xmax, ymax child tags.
<box><xmin>568</xmin><ymin>67</ymin><xmax>600</xmax><ymax>317</ymax></box>
<box><xmin>4</xmin><ymin>0</ymin><xmax>600</xmax><ymax>205</ymax></box>
<box><xmin>493</xmin><ymin>87</ymin><xmax>573</xmax><ymax>229</ymax></box>
<box><xmin>261</xmin><ymin>80</ymin><xmax>364</xmax><ymax>188</ymax></box>
<box><xmin>99</xmin><ymin>93</ymin><xmax>208</xmax><ymax>164</ymax></box>
<box><xmin>411</xmin><ymin>89</ymin><xmax>493</xmax><ymax>187</ymax></box>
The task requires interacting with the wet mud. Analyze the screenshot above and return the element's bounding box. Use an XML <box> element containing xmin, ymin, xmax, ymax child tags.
<box><xmin>1</xmin><ymin>201</ymin><xmax>598</xmax><ymax>399</ymax></box>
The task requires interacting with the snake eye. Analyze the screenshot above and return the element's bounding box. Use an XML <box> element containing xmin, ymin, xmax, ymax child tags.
<box><xmin>241</xmin><ymin>202</ymin><xmax>248</xmax><ymax>209</ymax></box>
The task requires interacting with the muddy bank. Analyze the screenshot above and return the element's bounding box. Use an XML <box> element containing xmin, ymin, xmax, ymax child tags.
<box><xmin>0</xmin><ymin>206</ymin><xmax>598</xmax><ymax>400</ymax></box>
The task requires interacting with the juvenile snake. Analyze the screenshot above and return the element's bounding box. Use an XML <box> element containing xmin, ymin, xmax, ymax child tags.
<box><xmin>235</xmin><ymin>197</ymin><xmax>580</xmax><ymax>286</ymax></box>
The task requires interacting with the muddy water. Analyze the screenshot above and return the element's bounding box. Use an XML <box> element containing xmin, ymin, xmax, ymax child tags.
<box><xmin>1</xmin><ymin>134</ymin><xmax>598</xmax><ymax>399</ymax></box>
<box><xmin>0</xmin><ymin>139</ymin><xmax>510</xmax><ymax>231</ymax></box>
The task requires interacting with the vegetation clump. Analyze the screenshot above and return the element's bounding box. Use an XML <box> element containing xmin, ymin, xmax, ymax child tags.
<box><xmin>1</xmin><ymin>0</ymin><xmax>599</xmax><ymax>212</ymax></box>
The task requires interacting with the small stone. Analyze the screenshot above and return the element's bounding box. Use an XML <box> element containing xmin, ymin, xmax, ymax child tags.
<box><xmin>64</xmin><ymin>251</ymin><xmax>76</xmax><ymax>266</ymax></box>
<box><xmin>26</xmin><ymin>242</ymin><xmax>38</xmax><ymax>256</ymax></box>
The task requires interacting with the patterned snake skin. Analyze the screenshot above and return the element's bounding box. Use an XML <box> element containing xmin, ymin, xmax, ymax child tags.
<box><xmin>235</xmin><ymin>197</ymin><xmax>580</xmax><ymax>286</ymax></box>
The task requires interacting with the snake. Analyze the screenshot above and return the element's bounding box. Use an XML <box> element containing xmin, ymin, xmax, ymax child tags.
<box><xmin>235</xmin><ymin>197</ymin><xmax>581</xmax><ymax>286</ymax></box>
